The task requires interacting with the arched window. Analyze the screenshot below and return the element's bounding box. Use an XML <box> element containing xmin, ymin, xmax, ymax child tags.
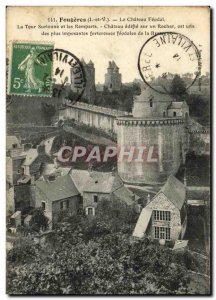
<box><xmin>163</xmin><ymin>111</ymin><xmax>166</xmax><ymax>117</ymax></box>
<box><xmin>173</xmin><ymin>111</ymin><xmax>176</xmax><ymax>117</ymax></box>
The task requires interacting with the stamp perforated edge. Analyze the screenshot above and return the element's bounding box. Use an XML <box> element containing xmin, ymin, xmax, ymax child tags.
<box><xmin>7</xmin><ymin>40</ymin><xmax>55</xmax><ymax>98</ymax></box>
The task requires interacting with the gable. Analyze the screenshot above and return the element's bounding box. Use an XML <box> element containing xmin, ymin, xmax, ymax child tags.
<box><xmin>146</xmin><ymin>192</ymin><xmax>177</xmax><ymax>211</ymax></box>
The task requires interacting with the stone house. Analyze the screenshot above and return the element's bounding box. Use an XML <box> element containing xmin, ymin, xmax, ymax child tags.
<box><xmin>35</xmin><ymin>174</ymin><xmax>81</xmax><ymax>226</ymax></box>
<box><xmin>133</xmin><ymin>175</ymin><xmax>187</xmax><ymax>242</ymax></box>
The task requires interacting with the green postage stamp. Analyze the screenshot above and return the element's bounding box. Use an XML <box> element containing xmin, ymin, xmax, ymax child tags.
<box><xmin>8</xmin><ymin>42</ymin><xmax>54</xmax><ymax>97</ymax></box>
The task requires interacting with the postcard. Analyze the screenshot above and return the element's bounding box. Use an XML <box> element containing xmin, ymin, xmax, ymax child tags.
<box><xmin>6</xmin><ymin>6</ymin><xmax>211</xmax><ymax>295</ymax></box>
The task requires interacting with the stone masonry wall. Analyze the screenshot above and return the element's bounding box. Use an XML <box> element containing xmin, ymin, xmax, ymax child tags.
<box><xmin>116</xmin><ymin>118</ymin><xmax>184</xmax><ymax>184</ymax></box>
<box><xmin>146</xmin><ymin>192</ymin><xmax>182</xmax><ymax>241</ymax></box>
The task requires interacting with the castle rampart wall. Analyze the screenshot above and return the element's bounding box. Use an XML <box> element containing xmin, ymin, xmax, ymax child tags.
<box><xmin>116</xmin><ymin>117</ymin><xmax>185</xmax><ymax>185</ymax></box>
<box><xmin>59</xmin><ymin>102</ymin><xmax>129</xmax><ymax>134</ymax></box>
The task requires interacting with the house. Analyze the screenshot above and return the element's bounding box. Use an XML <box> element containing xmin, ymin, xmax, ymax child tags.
<box><xmin>133</xmin><ymin>175</ymin><xmax>187</xmax><ymax>242</ymax></box>
<box><xmin>70</xmin><ymin>169</ymin><xmax>139</xmax><ymax>216</ymax></box>
<box><xmin>35</xmin><ymin>174</ymin><xmax>81</xmax><ymax>226</ymax></box>
<box><xmin>7</xmin><ymin>137</ymin><xmax>53</xmax><ymax>186</ymax></box>
<box><xmin>38</xmin><ymin>164</ymin><xmax>140</xmax><ymax>217</ymax></box>
<box><xmin>6</xmin><ymin>137</ymin><xmax>53</xmax><ymax>213</ymax></box>
<box><xmin>18</xmin><ymin>145</ymin><xmax>53</xmax><ymax>184</ymax></box>
<box><xmin>6</xmin><ymin>136</ymin><xmax>23</xmax><ymax>158</ymax></box>
<box><xmin>40</xmin><ymin>166</ymin><xmax>140</xmax><ymax>216</ymax></box>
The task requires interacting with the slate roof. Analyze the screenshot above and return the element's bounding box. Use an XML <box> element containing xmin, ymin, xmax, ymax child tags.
<box><xmin>133</xmin><ymin>207</ymin><xmax>152</xmax><ymax>238</ymax></box>
<box><xmin>113</xmin><ymin>185</ymin><xmax>139</xmax><ymax>205</ymax></box>
<box><xmin>161</xmin><ymin>175</ymin><xmax>186</xmax><ymax>210</ymax></box>
<box><xmin>168</xmin><ymin>102</ymin><xmax>184</xmax><ymax>109</ymax></box>
<box><xmin>36</xmin><ymin>174</ymin><xmax>79</xmax><ymax>202</ymax></box>
<box><xmin>82</xmin><ymin>172</ymin><xmax>123</xmax><ymax>194</ymax></box>
<box><xmin>70</xmin><ymin>169</ymin><xmax>91</xmax><ymax>195</ymax></box>
<box><xmin>135</xmin><ymin>85</ymin><xmax>173</xmax><ymax>103</ymax></box>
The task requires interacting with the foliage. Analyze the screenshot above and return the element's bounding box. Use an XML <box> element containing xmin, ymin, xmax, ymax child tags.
<box><xmin>170</xmin><ymin>75</ymin><xmax>187</xmax><ymax>97</ymax></box>
<box><xmin>41</xmin><ymin>102</ymin><xmax>56</xmax><ymax>125</ymax></box>
<box><xmin>92</xmin><ymin>84</ymin><xmax>140</xmax><ymax>112</ymax></box>
<box><xmin>186</xmin><ymin>93</ymin><xmax>210</xmax><ymax>125</ymax></box>
<box><xmin>30</xmin><ymin>208</ymin><xmax>49</xmax><ymax>232</ymax></box>
<box><xmin>7</xmin><ymin>200</ymin><xmax>208</xmax><ymax>295</ymax></box>
<box><xmin>7</xmin><ymin>237</ymin><xmax>39</xmax><ymax>265</ymax></box>
<box><xmin>8</xmin><ymin>230</ymin><xmax>204</xmax><ymax>295</ymax></box>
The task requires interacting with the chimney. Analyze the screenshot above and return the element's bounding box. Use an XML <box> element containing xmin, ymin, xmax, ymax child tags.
<box><xmin>88</xmin><ymin>164</ymin><xmax>93</xmax><ymax>177</ymax></box>
<box><xmin>54</xmin><ymin>157</ymin><xmax>58</xmax><ymax>169</ymax></box>
<box><xmin>147</xmin><ymin>194</ymin><xmax>151</xmax><ymax>204</ymax></box>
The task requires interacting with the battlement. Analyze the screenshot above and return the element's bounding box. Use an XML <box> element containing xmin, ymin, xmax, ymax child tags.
<box><xmin>116</xmin><ymin>117</ymin><xmax>184</xmax><ymax>126</ymax></box>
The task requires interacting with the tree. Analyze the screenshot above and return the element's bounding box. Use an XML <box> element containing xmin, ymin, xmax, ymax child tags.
<box><xmin>7</xmin><ymin>202</ymin><xmax>209</xmax><ymax>295</ymax></box>
<box><xmin>30</xmin><ymin>208</ymin><xmax>49</xmax><ymax>232</ymax></box>
<box><xmin>7</xmin><ymin>237</ymin><xmax>39</xmax><ymax>265</ymax></box>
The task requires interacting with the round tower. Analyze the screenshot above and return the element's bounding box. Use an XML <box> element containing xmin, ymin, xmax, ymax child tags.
<box><xmin>116</xmin><ymin>85</ymin><xmax>185</xmax><ymax>185</ymax></box>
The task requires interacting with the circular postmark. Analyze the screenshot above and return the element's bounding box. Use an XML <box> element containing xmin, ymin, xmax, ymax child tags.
<box><xmin>37</xmin><ymin>48</ymin><xmax>86</xmax><ymax>103</ymax></box>
<box><xmin>138</xmin><ymin>32</ymin><xmax>201</xmax><ymax>94</ymax></box>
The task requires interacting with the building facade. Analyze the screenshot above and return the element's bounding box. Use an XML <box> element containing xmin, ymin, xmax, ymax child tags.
<box><xmin>133</xmin><ymin>175</ymin><xmax>187</xmax><ymax>242</ymax></box>
<box><xmin>35</xmin><ymin>174</ymin><xmax>81</xmax><ymax>226</ymax></box>
<box><xmin>116</xmin><ymin>85</ymin><xmax>189</xmax><ymax>185</ymax></box>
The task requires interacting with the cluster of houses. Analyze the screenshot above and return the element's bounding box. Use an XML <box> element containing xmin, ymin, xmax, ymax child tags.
<box><xmin>6</xmin><ymin>135</ymin><xmax>188</xmax><ymax>244</ymax></box>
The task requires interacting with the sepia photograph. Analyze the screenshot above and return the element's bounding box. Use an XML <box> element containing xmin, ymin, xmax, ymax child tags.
<box><xmin>5</xmin><ymin>6</ymin><xmax>211</xmax><ymax>295</ymax></box>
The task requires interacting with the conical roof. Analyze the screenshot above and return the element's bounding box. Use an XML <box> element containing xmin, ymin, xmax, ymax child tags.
<box><xmin>81</xmin><ymin>58</ymin><xmax>87</xmax><ymax>65</ymax></box>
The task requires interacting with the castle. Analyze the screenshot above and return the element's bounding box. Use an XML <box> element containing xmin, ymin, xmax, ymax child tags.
<box><xmin>71</xmin><ymin>58</ymin><xmax>96</xmax><ymax>104</ymax></box>
<box><xmin>116</xmin><ymin>84</ymin><xmax>189</xmax><ymax>185</ymax></box>
<box><xmin>71</xmin><ymin>59</ymin><xmax>122</xmax><ymax>102</ymax></box>
<box><xmin>104</xmin><ymin>61</ymin><xmax>122</xmax><ymax>92</ymax></box>
<box><xmin>64</xmin><ymin>59</ymin><xmax>209</xmax><ymax>186</ymax></box>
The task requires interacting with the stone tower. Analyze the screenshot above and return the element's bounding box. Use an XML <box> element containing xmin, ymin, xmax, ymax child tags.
<box><xmin>104</xmin><ymin>61</ymin><xmax>122</xmax><ymax>92</ymax></box>
<box><xmin>71</xmin><ymin>58</ymin><xmax>96</xmax><ymax>103</ymax></box>
<box><xmin>116</xmin><ymin>84</ymin><xmax>189</xmax><ymax>185</ymax></box>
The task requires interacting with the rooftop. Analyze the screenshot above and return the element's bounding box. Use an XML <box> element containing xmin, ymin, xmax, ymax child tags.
<box><xmin>113</xmin><ymin>185</ymin><xmax>139</xmax><ymax>205</ymax></box>
<box><xmin>36</xmin><ymin>174</ymin><xmax>79</xmax><ymax>202</ymax></box>
<box><xmin>22</xmin><ymin>148</ymin><xmax>38</xmax><ymax>166</ymax></box>
<box><xmin>79</xmin><ymin>171</ymin><xmax>123</xmax><ymax>194</ymax></box>
<box><xmin>168</xmin><ymin>102</ymin><xmax>185</xmax><ymax>109</ymax></box>
<box><xmin>160</xmin><ymin>175</ymin><xmax>186</xmax><ymax>210</ymax></box>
